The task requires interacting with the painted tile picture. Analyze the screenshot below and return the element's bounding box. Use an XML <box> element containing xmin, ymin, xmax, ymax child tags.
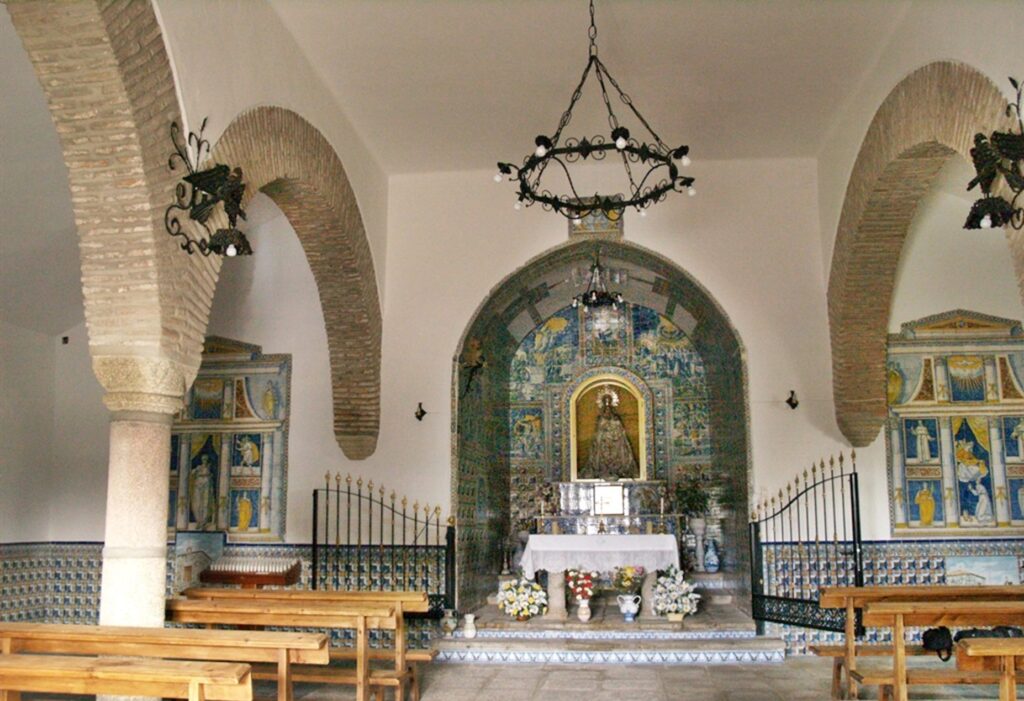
<box><xmin>944</xmin><ymin>555</ymin><xmax>1020</xmax><ymax>585</ymax></box>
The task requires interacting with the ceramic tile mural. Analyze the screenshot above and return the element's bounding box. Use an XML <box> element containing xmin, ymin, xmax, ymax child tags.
<box><xmin>508</xmin><ymin>303</ymin><xmax>711</xmax><ymax>530</ymax></box>
<box><xmin>172</xmin><ymin>337</ymin><xmax>291</xmax><ymax>542</ymax></box>
<box><xmin>887</xmin><ymin>311</ymin><xmax>1024</xmax><ymax>534</ymax></box>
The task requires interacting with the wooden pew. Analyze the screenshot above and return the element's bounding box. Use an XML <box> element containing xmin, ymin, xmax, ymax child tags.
<box><xmin>859</xmin><ymin>600</ymin><xmax>1024</xmax><ymax>701</ymax></box>
<box><xmin>167</xmin><ymin>597</ymin><xmax>396</xmax><ymax>701</ymax></box>
<box><xmin>184</xmin><ymin>588</ymin><xmax>436</xmax><ymax>700</ymax></box>
<box><xmin>0</xmin><ymin>654</ymin><xmax>251</xmax><ymax>701</ymax></box>
<box><xmin>958</xmin><ymin>637</ymin><xmax>1024</xmax><ymax>701</ymax></box>
<box><xmin>0</xmin><ymin>622</ymin><xmax>327</xmax><ymax>701</ymax></box>
<box><xmin>816</xmin><ymin>584</ymin><xmax>1024</xmax><ymax>699</ymax></box>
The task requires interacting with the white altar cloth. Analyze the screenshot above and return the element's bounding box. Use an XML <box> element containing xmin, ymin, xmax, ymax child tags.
<box><xmin>520</xmin><ymin>534</ymin><xmax>679</xmax><ymax>580</ymax></box>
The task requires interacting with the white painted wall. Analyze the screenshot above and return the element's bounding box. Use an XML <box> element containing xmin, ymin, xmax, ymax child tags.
<box><xmin>0</xmin><ymin>320</ymin><xmax>55</xmax><ymax>542</ymax></box>
<box><xmin>816</xmin><ymin>0</ymin><xmax>1024</xmax><ymax>278</ymax></box>
<box><xmin>889</xmin><ymin>160</ymin><xmax>1024</xmax><ymax>331</ymax></box>
<box><xmin>48</xmin><ymin>323</ymin><xmax>107</xmax><ymax>542</ymax></box>
<box><xmin>153</xmin><ymin>0</ymin><xmax>390</xmax><ymax>305</ymax></box>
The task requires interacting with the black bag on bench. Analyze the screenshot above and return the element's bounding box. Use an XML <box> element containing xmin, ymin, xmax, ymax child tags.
<box><xmin>954</xmin><ymin>626</ymin><xmax>1024</xmax><ymax>642</ymax></box>
<box><xmin>922</xmin><ymin>626</ymin><xmax>954</xmax><ymax>661</ymax></box>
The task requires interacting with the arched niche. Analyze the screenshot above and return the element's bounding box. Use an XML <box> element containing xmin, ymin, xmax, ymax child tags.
<box><xmin>828</xmin><ymin>61</ymin><xmax>1022</xmax><ymax>446</ymax></box>
<box><xmin>568</xmin><ymin>372</ymin><xmax>651</xmax><ymax>482</ymax></box>
<box><xmin>451</xmin><ymin>239</ymin><xmax>750</xmax><ymax>612</ymax></box>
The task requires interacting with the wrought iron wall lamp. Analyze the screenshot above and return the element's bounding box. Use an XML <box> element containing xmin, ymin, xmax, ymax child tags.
<box><xmin>965</xmin><ymin>77</ymin><xmax>1024</xmax><ymax>231</ymax></box>
<box><xmin>165</xmin><ymin>118</ymin><xmax>252</xmax><ymax>256</ymax></box>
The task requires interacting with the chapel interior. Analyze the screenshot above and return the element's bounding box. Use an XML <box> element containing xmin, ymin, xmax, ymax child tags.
<box><xmin>3</xmin><ymin>1</ymin><xmax>1024</xmax><ymax>699</ymax></box>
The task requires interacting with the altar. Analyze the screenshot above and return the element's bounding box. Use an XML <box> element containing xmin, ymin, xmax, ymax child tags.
<box><xmin>522</xmin><ymin>533</ymin><xmax>679</xmax><ymax>620</ymax></box>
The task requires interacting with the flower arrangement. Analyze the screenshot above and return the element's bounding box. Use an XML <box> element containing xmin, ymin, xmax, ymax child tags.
<box><xmin>565</xmin><ymin>568</ymin><xmax>599</xmax><ymax>601</ymax></box>
<box><xmin>651</xmin><ymin>566</ymin><xmax>701</xmax><ymax>617</ymax></box>
<box><xmin>497</xmin><ymin>577</ymin><xmax>548</xmax><ymax>620</ymax></box>
<box><xmin>612</xmin><ymin>565</ymin><xmax>645</xmax><ymax>592</ymax></box>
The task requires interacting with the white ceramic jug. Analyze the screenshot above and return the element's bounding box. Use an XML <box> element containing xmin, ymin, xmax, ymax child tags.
<box><xmin>462</xmin><ymin>612</ymin><xmax>477</xmax><ymax>639</ymax></box>
<box><xmin>616</xmin><ymin>594</ymin><xmax>641</xmax><ymax>621</ymax></box>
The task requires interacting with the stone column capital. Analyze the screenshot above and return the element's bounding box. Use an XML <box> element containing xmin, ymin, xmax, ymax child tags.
<box><xmin>93</xmin><ymin>355</ymin><xmax>188</xmax><ymax>415</ymax></box>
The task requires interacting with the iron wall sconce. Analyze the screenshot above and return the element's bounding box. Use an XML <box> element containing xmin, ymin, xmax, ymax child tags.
<box><xmin>165</xmin><ymin>118</ymin><xmax>252</xmax><ymax>256</ymax></box>
<box><xmin>786</xmin><ymin>391</ymin><xmax>799</xmax><ymax>410</ymax></box>
<box><xmin>965</xmin><ymin>77</ymin><xmax>1024</xmax><ymax>231</ymax></box>
<box><xmin>415</xmin><ymin>403</ymin><xmax>427</xmax><ymax>421</ymax></box>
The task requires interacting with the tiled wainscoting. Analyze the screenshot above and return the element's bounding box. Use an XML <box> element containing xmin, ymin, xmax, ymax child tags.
<box><xmin>0</xmin><ymin>541</ymin><xmax>438</xmax><ymax>648</ymax></box>
<box><xmin>767</xmin><ymin>538</ymin><xmax>1024</xmax><ymax>654</ymax></box>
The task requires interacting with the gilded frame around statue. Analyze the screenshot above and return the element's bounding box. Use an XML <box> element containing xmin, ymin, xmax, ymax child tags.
<box><xmin>570</xmin><ymin>374</ymin><xmax>647</xmax><ymax>481</ymax></box>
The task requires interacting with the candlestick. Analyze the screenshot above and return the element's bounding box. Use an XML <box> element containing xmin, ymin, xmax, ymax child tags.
<box><xmin>659</xmin><ymin>497</ymin><xmax>664</xmax><ymax>515</ymax></box>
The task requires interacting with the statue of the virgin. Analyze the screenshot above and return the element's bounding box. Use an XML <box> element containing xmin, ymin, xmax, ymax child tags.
<box><xmin>581</xmin><ymin>388</ymin><xmax>638</xmax><ymax>480</ymax></box>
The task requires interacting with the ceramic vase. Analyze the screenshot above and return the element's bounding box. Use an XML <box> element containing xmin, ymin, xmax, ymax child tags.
<box><xmin>704</xmin><ymin>538</ymin><xmax>720</xmax><ymax>573</ymax></box>
<box><xmin>616</xmin><ymin>594</ymin><xmax>641</xmax><ymax>623</ymax></box>
<box><xmin>441</xmin><ymin>609</ymin><xmax>458</xmax><ymax>637</ymax></box>
<box><xmin>462</xmin><ymin>613</ymin><xmax>477</xmax><ymax>639</ymax></box>
<box><xmin>577</xmin><ymin>598</ymin><xmax>592</xmax><ymax>623</ymax></box>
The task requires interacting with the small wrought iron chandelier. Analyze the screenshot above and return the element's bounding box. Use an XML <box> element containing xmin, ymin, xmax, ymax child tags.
<box><xmin>496</xmin><ymin>0</ymin><xmax>695</xmax><ymax>220</ymax></box>
<box><xmin>964</xmin><ymin>77</ymin><xmax>1024</xmax><ymax>231</ymax></box>
<box><xmin>572</xmin><ymin>251</ymin><xmax>624</xmax><ymax>312</ymax></box>
<box><xmin>165</xmin><ymin>118</ymin><xmax>252</xmax><ymax>257</ymax></box>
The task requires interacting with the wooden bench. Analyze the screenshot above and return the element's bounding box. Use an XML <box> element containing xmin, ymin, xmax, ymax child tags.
<box><xmin>0</xmin><ymin>653</ymin><xmax>251</xmax><ymax>701</ymax></box>
<box><xmin>0</xmin><ymin>622</ymin><xmax>327</xmax><ymax>701</ymax></box>
<box><xmin>958</xmin><ymin>637</ymin><xmax>1024</xmax><ymax>701</ymax></box>
<box><xmin>816</xmin><ymin>584</ymin><xmax>1024</xmax><ymax>699</ymax></box>
<box><xmin>167</xmin><ymin>597</ymin><xmax>396</xmax><ymax>701</ymax></box>
<box><xmin>808</xmin><ymin>643</ymin><xmax>926</xmax><ymax>699</ymax></box>
<box><xmin>859</xmin><ymin>599</ymin><xmax>1024</xmax><ymax>701</ymax></box>
<box><xmin>183</xmin><ymin>588</ymin><xmax>436</xmax><ymax>701</ymax></box>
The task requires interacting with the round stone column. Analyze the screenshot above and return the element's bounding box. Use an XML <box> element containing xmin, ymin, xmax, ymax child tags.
<box><xmin>93</xmin><ymin>356</ymin><xmax>188</xmax><ymax>628</ymax></box>
<box><xmin>98</xmin><ymin>410</ymin><xmax>174</xmax><ymax>627</ymax></box>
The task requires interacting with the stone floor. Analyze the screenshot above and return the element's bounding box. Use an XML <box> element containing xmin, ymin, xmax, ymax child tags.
<box><xmin>23</xmin><ymin>655</ymin><xmax>1015</xmax><ymax>701</ymax></box>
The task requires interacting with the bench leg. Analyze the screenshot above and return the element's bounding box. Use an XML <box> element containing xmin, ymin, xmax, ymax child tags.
<box><xmin>1001</xmin><ymin>654</ymin><xmax>1017</xmax><ymax>701</ymax></box>
<box><xmin>411</xmin><ymin>666</ymin><xmax>420</xmax><ymax>701</ymax></box>
<box><xmin>830</xmin><ymin>657</ymin><xmax>844</xmax><ymax>700</ymax></box>
<box><xmin>277</xmin><ymin>648</ymin><xmax>292</xmax><ymax>701</ymax></box>
<box><xmin>189</xmin><ymin>680</ymin><xmax>207</xmax><ymax>701</ymax></box>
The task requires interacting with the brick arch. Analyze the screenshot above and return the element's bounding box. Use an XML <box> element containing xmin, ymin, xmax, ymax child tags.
<box><xmin>828</xmin><ymin>61</ymin><xmax>1017</xmax><ymax>446</ymax></box>
<box><xmin>211</xmin><ymin>107</ymin><xmax>382</xmax><ymax>459</ymax></box>
<box><xmin>7</xmin><ymin>0</ymin><xmax>217</xmax><ymax>410</ymax></box>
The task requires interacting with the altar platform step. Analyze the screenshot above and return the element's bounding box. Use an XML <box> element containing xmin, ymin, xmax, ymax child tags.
<box><xmin>437</xmin><ymin>601</ymin><xmax>782</xmax><ymax>665</ymax></box>
<box><xmin>434</xmin><ymin>635</ymin><xmax>785</xmax><ymax>665</ymax></box>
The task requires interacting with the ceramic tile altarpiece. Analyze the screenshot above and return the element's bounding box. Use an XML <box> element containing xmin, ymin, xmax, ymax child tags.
<box><xmin>171</xmin><ymin>337</ymin><xmax>291</xmax><ymax>542</ymax></box>
<box><xmin>887</xmin><ymin>310</ymin><xmax>1024</xmax><ymax>535</ymax></box>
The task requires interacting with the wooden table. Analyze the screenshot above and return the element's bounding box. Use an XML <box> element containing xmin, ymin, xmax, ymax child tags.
<box><xmin>862</xmin><ymin>600</ymin><xmax>1024</xmax><ymax>701</ymax></box>
<box><xmin>818</xmin><ymin>584</ymin><xmax>1024</xmax><ymax>699</ymax></box>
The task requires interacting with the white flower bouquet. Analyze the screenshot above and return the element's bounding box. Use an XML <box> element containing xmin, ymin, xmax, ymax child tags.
<box><xmin>497</xmin><ymin>577</ymin><xmax>548</xmax><ymax>620</ymax></box>
<box><xmin>651</xmin><ymin>565</ymin><xmax>701</xmax><ymax>617</ymax></box>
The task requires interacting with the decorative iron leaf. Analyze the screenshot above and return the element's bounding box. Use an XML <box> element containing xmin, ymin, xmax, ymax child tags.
<box><xmin>968</xmin><ymin>133</ymin><xmax>1001</xmax><ymax>193</ymax></box>
<box><xmin>992</xmin><ymin>131</ymin><xmax>1024</xmax><ymax>161</ymax></box>
<box><xmin>1010</xmin><ymin>76</ymin><xmax>1020</xmax><ymax>91</ymax></box>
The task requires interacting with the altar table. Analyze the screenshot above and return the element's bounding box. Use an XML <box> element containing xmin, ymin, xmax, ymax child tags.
<box><xmin>520</xmin><ymin>534</ymin><xmax>679</xmax><ymax>580</ymax></box>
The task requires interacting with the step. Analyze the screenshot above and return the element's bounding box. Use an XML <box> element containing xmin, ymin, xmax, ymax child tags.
<box><xmin>434</xmin><ymin>635</ymin><xmax>786</xmax><ymax>665</ymax></box>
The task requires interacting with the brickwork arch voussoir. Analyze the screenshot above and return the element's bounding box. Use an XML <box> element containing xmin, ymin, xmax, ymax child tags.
<box><xmin>212</xmin><ymin>107</ymin><xmax>382</xmax><ymax>459</ymax></box>
<box><xmin>828</xmin><ymin>61</ymin><xmax>1021</xmax><ymax>446</ymax></box>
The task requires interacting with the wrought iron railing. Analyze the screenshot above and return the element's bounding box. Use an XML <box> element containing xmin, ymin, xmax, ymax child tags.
<box><xmin>749</xmin><ymin>452</ymin><xmax>863</xmax><ymax>633</ymax></box>
<box><xmin>312</xmin><ymin>473</ymin><xmax>455</xmax><ymax>616</ymax></box>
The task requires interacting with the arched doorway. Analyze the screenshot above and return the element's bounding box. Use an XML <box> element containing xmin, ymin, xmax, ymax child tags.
<box><xmin>451</xmin><ymin>240</ymin><xmax>750</xmax><ymax>612</ymax></box>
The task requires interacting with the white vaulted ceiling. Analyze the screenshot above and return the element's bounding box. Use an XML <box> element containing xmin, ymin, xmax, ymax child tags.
<box><xmin>268</xmin><ymin>0</ymin><xmax>913</xmax><ymax>172</ymax></box>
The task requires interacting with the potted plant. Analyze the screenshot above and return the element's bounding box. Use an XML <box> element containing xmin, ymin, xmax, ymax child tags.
<box><xmin>674</xmin><ymin>472</ymin><xmax>711</xmax><ymax>571</ymax></box>
<box><xmin>497</xmin><ymin>577</ymin><xmax>548</xmax><ymax>621</ymax></box>
<box><xmin>651</xmin><ymin>565</ymin><xmax>701</xmax><ymax>622</ymax></box>
<box><xmin>565</xmin><ymin>568</ymin><xmax>598</xmax><ymax>622</ymax></box>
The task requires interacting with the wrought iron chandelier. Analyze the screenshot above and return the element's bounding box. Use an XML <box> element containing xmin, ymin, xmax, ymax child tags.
<box><xmin>572</xmin><ymin>251</ymin><xmax>624</xmax><ymax>312</ymax></box>
<box><xmin>165</xmin><ymin>118</ymin><xmax>252</xmax><ymax>256</ymax></box>
<box><xmin>496</xmin><ymin>0</ymin><xmax>694</xmax><ymax>220</ymax></box>
<box><xmin>964</xmin><ymin>77</ymin><xmax>1024</xmax><ymax>231</ymax></box>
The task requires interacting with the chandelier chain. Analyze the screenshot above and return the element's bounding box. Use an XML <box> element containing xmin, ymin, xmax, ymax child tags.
<box><xmin>588</xmin><ymin>0</ymin><xmax>598</xmax><ymax>56</ymax></box>
<box><xmin>598</xmin><ymin>59</ymin><xmax>668</xmax><ymax>150</ymax></box>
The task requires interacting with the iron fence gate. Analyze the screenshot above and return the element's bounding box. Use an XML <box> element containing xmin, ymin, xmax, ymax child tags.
<box><xmin>312</xmin><ymin>473</ymin><xmax>455</xmax><ymax>616</ymax></box>
<box><xmin>749</xmin><ymin>453</ymin><xmax>863</xmax><ymax>633</ymax></box>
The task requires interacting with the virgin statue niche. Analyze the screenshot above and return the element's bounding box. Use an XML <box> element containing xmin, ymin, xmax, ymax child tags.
<box><xmin>576</xmin><ymin>385</ymin><xmax>641</xmax><ymax>480</ymax></box>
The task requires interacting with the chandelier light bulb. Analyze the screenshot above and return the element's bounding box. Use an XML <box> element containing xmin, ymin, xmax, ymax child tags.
<box><xmin>981</xmin><ymin>214</ymin><xmax>993</xmax><ymax>228</ymax></box>
<box><xmin>535</xmin><ymin>145</ymin><xmax>548</xmax><ymax>158</ymax></box>
<box><xmin>514</xmin><ymin>202</ymin><xmax>522</xmax><ymax>211</ymax></box>
<box><xmin>681</xmin><ymin>155</ymin><xmax>691</xmax><ymax>167</ymax></box>
<box><xmin>639</xmin><ymin>209</ymin><xmax>647</xmax><ymax>217</ymax></box>
<box><xmin>615</xmin><ymin>136</ymin><xmax>628</xmax><ymax>150</ymax></box>
<box><xmin>494</xmin><ymin>173</ymin><xmax>503</xmax><ymax>183</ymax></box>
<box><xmin>687</xmin><ymin>187</ymin><xmax>696</xmax><ymax>197</ymax></box>
<box><xmin>225</xmin><ymin>244</ymin><xmax>238</xmax><ymax>257</ymax></box>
